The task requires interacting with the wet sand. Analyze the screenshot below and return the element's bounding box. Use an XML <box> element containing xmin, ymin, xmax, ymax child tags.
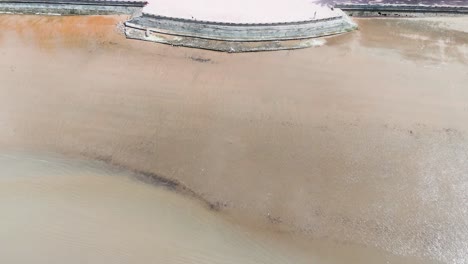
<box><xmin>0</xmin><ymin>15</ymin><xmax>467</xmax><ymax>264</ymax></box>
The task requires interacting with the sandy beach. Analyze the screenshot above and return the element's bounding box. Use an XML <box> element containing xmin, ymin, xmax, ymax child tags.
<box><xmin>0</xmin><ymin>14</ymin><xmax>467</xmax><ymax>264</ymax></box>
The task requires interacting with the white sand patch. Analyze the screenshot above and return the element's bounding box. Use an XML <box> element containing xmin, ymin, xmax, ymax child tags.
<box><xmin>143</xmin><ymin>0</ymin><xmax>342</xmax><ymax>23</ymax></box>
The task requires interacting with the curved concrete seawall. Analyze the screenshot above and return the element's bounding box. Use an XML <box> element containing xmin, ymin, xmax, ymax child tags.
<box><xmin>124</xmin><ymin>11</ymin><xmax>357</xmax><ymax>52</ymax></box>
<box><xmin>0</xmin><ymin>0</ymin><xmax>358</xmax><ymax>52</ymax></box>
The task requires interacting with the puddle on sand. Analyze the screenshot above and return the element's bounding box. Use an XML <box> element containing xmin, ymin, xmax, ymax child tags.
<box><xmin>0</xmin><ymin>152</ymin><xmax>437</xmax><ymax>264</ymax></box>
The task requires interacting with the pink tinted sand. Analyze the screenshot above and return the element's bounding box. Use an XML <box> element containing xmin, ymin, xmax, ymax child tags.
<box><xmin>142</xmin><ymin>0</ymin><xmax>341</xmax><ymax>23</ymax></box>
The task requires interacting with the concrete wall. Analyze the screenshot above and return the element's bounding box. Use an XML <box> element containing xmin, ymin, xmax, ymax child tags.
<box><xmin>337</xmin><ymin>4</ymin><xmax>468</xmax><ymax>17</ymax></box>
<box><xmin>0</xmin><ymin>1</ymin><xmax>146</xmax><ymax>15</ymax></box>
<box><xmin>125</xmin><ymin>12</ymin><xmax>357</xmax><ymax>42</ymax></box>
<box><xmin>125</xmin><ymin>26</ymin><xmax>329</xmax><ymax>52</ymax></box>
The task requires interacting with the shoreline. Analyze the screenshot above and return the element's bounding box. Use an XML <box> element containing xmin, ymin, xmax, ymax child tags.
<box><xmin>1</xmin><ymin>0</ymin><xmax>467</xmax><ymax>52</ymax></box>
<box><xmin>124</xmin><ymin>12</ymin><xmax>356</xmax><ymax>52</ymax></box>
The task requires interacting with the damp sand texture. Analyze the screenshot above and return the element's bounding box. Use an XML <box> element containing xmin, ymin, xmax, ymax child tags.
<box><xmin>0</xmin><ymin>15</ymin><xmax>467</xmax><ymax>264</ymax></box>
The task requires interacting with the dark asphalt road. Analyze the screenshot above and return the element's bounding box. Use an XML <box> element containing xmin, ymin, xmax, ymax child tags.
<box><xmin>317</xmin><ymin>0</ymin><xmax>467</xmax><ymax>7</ymax></box>
<box><xmin>0</xmin><ymin>0</ymin><xmax>466</xmax><ymax>6</ymax></box>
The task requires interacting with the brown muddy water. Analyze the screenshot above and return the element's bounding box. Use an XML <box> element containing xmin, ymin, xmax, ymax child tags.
<box><xmin>0</xmin><ymin>15</ymin><xmax>467</xmax><ymax>264</ymax></box>
<box><xmin>0</xmin><ymin>152</ymin><xmax>314</xmax><ymax>263</ymax></box>
<box><xmin>0</xmin><ymin>151</ymin><xmax>437</xmax><ymax>264</ymax></box>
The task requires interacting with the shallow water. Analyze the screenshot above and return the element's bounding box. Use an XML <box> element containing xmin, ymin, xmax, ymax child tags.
<box><xmin>0</xmin><ymin>152</ymin><xmax>445</xmax><ymax>264</ymax></box>
<box><xmin>0</xmin><ymin>152</ymin><xmax>316</xmax><ymax>264</ymax></box>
